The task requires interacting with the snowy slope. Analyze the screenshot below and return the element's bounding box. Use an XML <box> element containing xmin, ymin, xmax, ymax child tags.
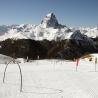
<box><xmin>0</xmin><ymin>59</ymin><xmax>98</xmax><ymax>98</ymax></box>
<box><xmin>0</xmin><ymin>54</ymin><xmax>26</xmax><ymax>64</ymax></box>
<box><xmin>0</xmin><ymin>24</ymin><xmax>69</xmax><ymax>41</ymax></box>
<box><xmin>0</xmin><ymin>54</ymin><xmax>12</xmax><ymax>64</ymax></box>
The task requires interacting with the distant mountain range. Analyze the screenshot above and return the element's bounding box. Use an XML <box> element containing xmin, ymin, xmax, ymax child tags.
<box><xmin>0</xmin><ymin>13</ymin><xmax>98</xmax><ymax>41</ymax></box>
<box><xmin>0</xmin><ymin>13</ymin><xmax>98</xmax><ymax>60</ymax></box>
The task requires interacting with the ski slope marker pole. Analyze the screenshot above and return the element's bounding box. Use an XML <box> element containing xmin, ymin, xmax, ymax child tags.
<box><xmin>76</xmin><ymin>59</ymin><xmax>79</xmax><ymax>71</ymax></box>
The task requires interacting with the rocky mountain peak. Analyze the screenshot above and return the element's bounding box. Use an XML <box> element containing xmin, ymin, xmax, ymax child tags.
<box><xmin>70</xmin><ymin>30</ymin><xmax>86</xmax><ymax>40</ymax></box>
<box><xmin>41</xmin><ymin>13</ymin><xmax>59</xmax><ymax>28</ymax></box>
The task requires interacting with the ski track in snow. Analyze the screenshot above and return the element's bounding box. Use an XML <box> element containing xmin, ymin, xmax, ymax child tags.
<box><xmin>0</xmin><ymin>59</ymin><xmax>98</xmax><ymax>98</ymax></box>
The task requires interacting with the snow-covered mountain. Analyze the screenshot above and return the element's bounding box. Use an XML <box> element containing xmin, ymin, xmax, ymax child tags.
<box><xmin>0</xmin><ymin>13</ymin><xmax>98</xmax><ymax>41</ymax></box>
<box><xmin>72</xmin><ymin>27</ymin><xmax>98</xmax><ymax>38</ymax></box>
<box><xmin>41</xmin><ymin>13</ymin><xmax>59</xmax><ymax>28</ymax></box>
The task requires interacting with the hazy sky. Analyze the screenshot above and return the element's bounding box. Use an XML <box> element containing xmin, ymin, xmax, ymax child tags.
<box><xmin>0</xmin><ymin>0</ymin><xmax>98</xmax><ymax>26</ymax></box>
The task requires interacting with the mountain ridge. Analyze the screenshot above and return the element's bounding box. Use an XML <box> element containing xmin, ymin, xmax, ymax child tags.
<box><xmin>0</xmin><ymin>13</ymin><xmax>98</xmax><ymax>41</ymax></box>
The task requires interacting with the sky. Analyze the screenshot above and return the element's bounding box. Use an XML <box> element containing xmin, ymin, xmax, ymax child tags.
<box><xmin>0</xmin><ymin>0</ymin><xmax>98</xmax><ymax>27</ymax></box>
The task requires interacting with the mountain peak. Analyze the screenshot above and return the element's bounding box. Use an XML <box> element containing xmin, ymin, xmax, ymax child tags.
<box><xmin>46</xmin><ymin>12</ymin><xmax>55</xmax><ymax>17</ymax></box>
<box><xmin>41</xmin><ymin>12</ymin><xmax>59</xmax><ymax>28</ymax></box>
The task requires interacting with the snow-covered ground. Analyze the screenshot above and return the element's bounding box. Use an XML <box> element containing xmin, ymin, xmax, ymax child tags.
<box><xmin>0</xmin><ymin>59</ymin><xmax>98</xmax><ymax>98</ymax></box>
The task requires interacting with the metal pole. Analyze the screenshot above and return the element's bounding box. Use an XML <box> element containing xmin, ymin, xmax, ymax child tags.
<box><xmin>95</xmin><ymin>57</ymin><xmax>97</xmax><ymax>72</ymax></box>
<box><xmin>3</xmin><ymin>60</ymin><xmax>12</xmax><ymax>83</ymax></box>
<box><xmin>3</xmin><ymin>59</ymin><xmax>23</xmax><ymax>92</ymax></box>
<box><xmin>17</xmin><ymin>62</ymin><xmax>23</xmax><ymax>92</ymax></box>
<box><xmin>95</xmin><ymin>63</ymin><xmax>97</xmax><ymax>72</ymax></box>
<box><xmin>76</xmin><ymin>65</ymin><xmax>78</xmax><ymax>72</ymax></box>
